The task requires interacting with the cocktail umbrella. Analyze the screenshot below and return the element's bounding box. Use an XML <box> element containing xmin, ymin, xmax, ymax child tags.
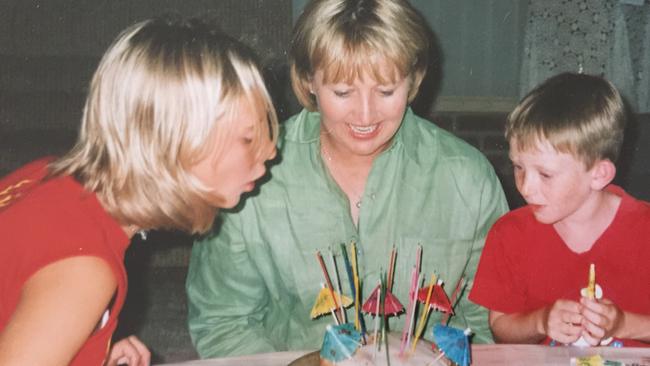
<box><xmin>320</xmin><ymin>323</ymin><xmax>363</xmax><ymax>363</ymax></box>
<box><xmin>417</xmin><ymin>279</ymin><xmax>453</xmax><ymax>314</ymax></box>
<box><xmin>432</xmin><ymin>324</ymin><xmax>471</xmax><ymax>366</ymax></box>
<box><xmin>311</xmin><ymin>285</ymin><xmax>353</xmax><ymax>319</ymax></box>
<box><xmin>362</xmin><ymin>284</ymin><xmax>403</xmax><ymax>316</ymax></box>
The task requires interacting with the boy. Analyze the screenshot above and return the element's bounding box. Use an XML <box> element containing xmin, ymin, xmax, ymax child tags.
<box><xmin>469</xmin><ymin>72</ymin><xmax>650</xmax><ymax>347</ymax></box>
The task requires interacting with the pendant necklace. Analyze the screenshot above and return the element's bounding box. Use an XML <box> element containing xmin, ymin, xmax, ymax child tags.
<box><xmin>320</xmin><ymin>144</ymin><xmax>363</xmax><ymax>209</ymax></box>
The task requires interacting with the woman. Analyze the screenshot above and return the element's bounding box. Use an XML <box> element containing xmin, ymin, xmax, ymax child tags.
<box><xmin>186</xmin><ymin>0</ymin><xmax>508</xmax><ymax>358</ymax></box>
<box><xmin>0</xmin><ymin>17</ymin><xmax>277</xmax><ymax>365</ymax></box>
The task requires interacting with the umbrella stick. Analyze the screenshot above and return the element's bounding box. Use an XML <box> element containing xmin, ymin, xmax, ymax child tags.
<box><xmin>405</xmin><ymin>274</ymin><xmax>421</xmax><ymax>350</ymax></box>
<box><xmin>329</xmin><ymin>249</ymin><xmax>347</xmax><ymax>323</ymax></box>
<box><xmin>399</xmin><ymin>265</ymin><xmax>418</xmax><ymax>355</ymax></box>
<box><xmin>329</xmin><ymin>307</ymin><xmax>340</xmax><ymax>325</ymax></box>
<box><xmin>412</xmin><ymin>274</ymin><xmax>437</xmax><ymax>353</ymax></box>
<box><xmin>387</xmin><ymin>246</ymin><xmax>396</xmax><ymax>292</ymax></box>
<box><xmin>340</xmin><ymin>243</ymin><xmax>356</xmax><ymax>314</ymax></box>
<box><xmin>381</xmin><ymin>272</ymin><xmax>391</xmax><ymax>366</ymax></box>
<box><xmin>318</xmin><ymin>282</ymin><xmax>340</xmax><ymax>325</ymax></box>
<box><xmin>400</xmin><ymin>246</ymin><xmax>423</xmax><ymax>354</ymax></box>
<box><xmin>316</xmin><ymin>251</ymin><xmax>340</xmax><ymax>324</ymax></box>
<box><xmin>442</xmin><ymin>277</ymin><xmax>465</xmax><ymax>325</ymax></box>
<box><xmin>350</xmin><ymin>242</ymin><xmax>367</xmax><ymax>338</ymax></box>
<box><xmin>373</xmin><ymin>282</ymin><xmax>381</xmax><ymax>360</ymax></box>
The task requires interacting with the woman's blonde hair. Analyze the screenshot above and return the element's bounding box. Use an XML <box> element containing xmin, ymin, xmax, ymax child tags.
<box><xmin>290</xmin><ymin>0</ymin><xmax>430</xmax><ymax>110</ymax></box>
<box><xmin>506</xmin><ymin>72</ymin><xmax>625</xmax><ymax>169</ymax></box>
<box><xmin>51</xmin><ymin>17</ymin><xmax>278</xmax><ymax>234</ymax></box>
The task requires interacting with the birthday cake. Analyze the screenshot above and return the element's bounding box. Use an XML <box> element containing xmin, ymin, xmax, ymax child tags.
<box><xmin>319</xmin><ymin>331</ymin><xmax>449</xmax><ymax>366</ymax></box>
<box><xmin>310</xmin><ymin>245</ymin><xmax>471</xmax><ymax>366</ymax></box>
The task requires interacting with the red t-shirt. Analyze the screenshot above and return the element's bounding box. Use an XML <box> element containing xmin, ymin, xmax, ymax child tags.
<box><xmin>0</xmin><ymin>158</ymin><xmax>130</xmax><ymax>365</ymax></box>
<box><xmin>469</xmin><ymin>185</ymin><xmax>650</xmax><ymax>347</ymax></box>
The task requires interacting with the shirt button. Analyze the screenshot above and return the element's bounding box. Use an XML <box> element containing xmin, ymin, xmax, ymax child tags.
<box><xmin>370</xmin><ymin>193</ymin><xmax>376</xmax><ymax>200</ymax></box>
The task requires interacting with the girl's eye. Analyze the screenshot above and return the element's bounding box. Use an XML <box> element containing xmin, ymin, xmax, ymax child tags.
<box><xmin>334</xmin><ymin>90</ymin><xmax>350</xmax><ymax>97</ymax></box>
<box><xmin>379</xmin><ymin>90</ymin><xmax>395</xmax><ymax>97</ymax></box>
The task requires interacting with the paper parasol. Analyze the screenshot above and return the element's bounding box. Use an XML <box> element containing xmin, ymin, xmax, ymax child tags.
<box><xmin>362</xmin><ymin>284</ymin><xmax>404</xmax><ymax>316</ymax></box>
<box><xmin>320</xmin><ymin>323</ymin><xmax>363</xmax><ymax>362</ymax></box>
<box><xmin>311</xmin><ymin>287</ymin><xmax>353</xmax><ymax>319</ymax></box>
<box><xmin>417</xmin><ymin>280</ymin><xmax>453</xmax><ymax>314</ymax></box>
<box><xmin>432</xmin><ymin>324</ymin><xmax>471</xmax><ymax>366</ymax></box>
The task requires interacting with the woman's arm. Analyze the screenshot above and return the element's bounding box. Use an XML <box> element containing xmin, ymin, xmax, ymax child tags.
<box><xmin>0</xmin><ymin>256</ymin><xmax>116</xmax><ymax>366</ymax></box>
<box><xmin>186</xmin><ymin>214</ymin><xmax>276</xmax><ymax>358</ymax></box>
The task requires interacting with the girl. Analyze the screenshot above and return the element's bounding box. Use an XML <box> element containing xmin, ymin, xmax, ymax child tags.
<box><xmin>0</xmin><ymin>17</ymin><xmax>277</xmax><ymax>365</ymax></box>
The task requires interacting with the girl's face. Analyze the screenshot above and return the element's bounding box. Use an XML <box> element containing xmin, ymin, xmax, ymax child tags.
<box><xmin>310</xmin><ymin>64</ymin><xmax>410</xmax><ymax>160</ymax></box>
<box><xmin>191</xmin><ymin>98</ymin><xmax>276</xmax><ymax>208</ymax></box>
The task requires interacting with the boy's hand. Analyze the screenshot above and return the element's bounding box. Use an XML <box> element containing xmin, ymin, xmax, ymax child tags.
<box><xmin>580</xmin><ymin>297</ymin><xmax>624</xmax><ymax>346</ymax></box>
<box><xmin>541</xmin><ymin>299</ymin><xmax>583</xmax><ymax>344</ymax></box>
<box><xmin>105</xmin><ymin>335</ymin><xmax>151</xmax><ymax>366</ymax></box>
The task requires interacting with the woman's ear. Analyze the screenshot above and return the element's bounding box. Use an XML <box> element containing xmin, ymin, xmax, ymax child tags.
<box><xmin>590</xmin><ymin>159</ymin><xmax>616</xmax><ymax>190</ymax></box>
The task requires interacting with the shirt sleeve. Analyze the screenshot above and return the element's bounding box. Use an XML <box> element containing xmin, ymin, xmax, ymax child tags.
<box><xmin>186</xmin><ymin>212</ymin><xmax>276</xmax><ymax>358</ymax></box>
<box><xmin>469</xmin><ymin>214</ymin><xmax>530</xmax><ymax>315</ymax></box>
<box><xmin>453</xmin><ymin>160</ymin><xmax>509</xmax><ymax>344</ymax></box>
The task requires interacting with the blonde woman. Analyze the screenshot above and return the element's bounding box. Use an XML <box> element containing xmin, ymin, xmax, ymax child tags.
<box><xmin>0</xmin><ymin>17</ymin><xmax>277</xmax><ymax>365</ymax></box>
<box><xmin>187</xmin><ymin>0</ymin><xmax>508</xmax><ymax>358</ymax></box>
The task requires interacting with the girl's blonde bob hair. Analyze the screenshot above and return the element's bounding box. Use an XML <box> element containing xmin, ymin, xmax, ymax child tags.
<box><xmin>51</xmin><ymin>17</ymin><xmax>278</xmax><ymax>234</ymax></box>
<box><xmin>290</xmin><ymin>0</ymin><xmax>430</xmax><ymax>111</ymax></box>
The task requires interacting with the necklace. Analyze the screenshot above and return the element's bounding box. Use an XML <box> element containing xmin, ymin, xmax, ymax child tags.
<box><xmin>320</xmin><ymin>144</ymin><xmax>363</xmax><ymax>209</ymax></box>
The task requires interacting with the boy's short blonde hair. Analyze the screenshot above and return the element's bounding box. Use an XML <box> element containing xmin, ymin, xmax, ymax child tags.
<box><xmin>51</xmin><ymin>17</ymin><xmax>278</xmax><ymax>234</ymax></box>
<box><xmin>290</xmin><ymin>0</ymin><xmax>430</xmax><ymax>111</ymax></box>
<box><xmin>506</xmin><ymin>72</ymin><xmax>626</xmax><ymax>169</ymax></box>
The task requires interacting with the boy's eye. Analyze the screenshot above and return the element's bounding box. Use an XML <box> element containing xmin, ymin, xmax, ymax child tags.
<box><xmin>334</xmin><ymin>90</ymin><xmax>350</xmax><ymax>97</ymax></box>
<box><xmin>537</xmin><ymin>169</ymin><xmax>553</xmax><ymax>179</ymax></box>
<box><xmin>379</xmin><ymin>89</ymin><xmax>395</xmax><ymax>97</ymax></box>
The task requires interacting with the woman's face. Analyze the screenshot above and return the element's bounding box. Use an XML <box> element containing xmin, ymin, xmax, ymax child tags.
<box><xmin>310</xmin><ymin>66</ymin><xmax>410</xmax><ymax>159</ymax></box>
<box><xmin>190</xmin><ymin>98</ymin><xmax>276</xmax><ymax>208</ymax></box>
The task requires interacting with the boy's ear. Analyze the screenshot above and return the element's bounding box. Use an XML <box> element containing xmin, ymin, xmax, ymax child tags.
<box><xmin>590</xmin><ymin>159</ymin><xmax>616</xmax><ymax>190</ymax></box>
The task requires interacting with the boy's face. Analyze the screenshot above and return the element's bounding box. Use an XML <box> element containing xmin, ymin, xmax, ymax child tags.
<box><xmin>509</xmin><ymin>138</ymin><xmax>597</xmax><ymax>226</ymax></box>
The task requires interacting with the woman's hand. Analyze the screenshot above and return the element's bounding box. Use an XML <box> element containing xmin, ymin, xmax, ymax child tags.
<box><xmin>105</xmin><ymin>335</ymin><xmax>151</xmax><ymax>366</ymax></box>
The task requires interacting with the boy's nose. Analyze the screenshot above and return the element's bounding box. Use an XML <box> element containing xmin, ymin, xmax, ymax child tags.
<box><xmin>517</xmin><ymin>172</ymin><xmax>535</xmax><ymax>198</ymax></box>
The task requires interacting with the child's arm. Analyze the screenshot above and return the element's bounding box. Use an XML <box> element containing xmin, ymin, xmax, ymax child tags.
<box><xmin>489</xmin><ymin>299</ymin><xmax>583</xmax><ymax>344</ymax></box>
<box><xmin>581</xmin><ymin>297</ymin><xmax>650</xmax><ymax>345</ymax></box>
<box><xmin>0</xmin><ymin>256</ymin><xmax>116</xmax><ymax>365</ymax></box>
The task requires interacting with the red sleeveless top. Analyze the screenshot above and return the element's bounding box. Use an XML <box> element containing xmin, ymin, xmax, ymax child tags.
<box><xmin>0</xmin><ymin>158</ymin><xmax>130</xmax><ymax>365</ymax></box>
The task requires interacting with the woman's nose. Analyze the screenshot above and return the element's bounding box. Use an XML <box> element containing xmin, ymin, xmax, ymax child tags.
<box><xmin>357</xmin><ymin>94</ymin><xmax>377</xmax><ymax>124</ymax></box>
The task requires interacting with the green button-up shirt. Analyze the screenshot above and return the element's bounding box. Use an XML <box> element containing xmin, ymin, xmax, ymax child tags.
<box><xmin>186</xmin><ymin>108</ymin><xmax>509</xmax><ymax>358</ymax></box>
